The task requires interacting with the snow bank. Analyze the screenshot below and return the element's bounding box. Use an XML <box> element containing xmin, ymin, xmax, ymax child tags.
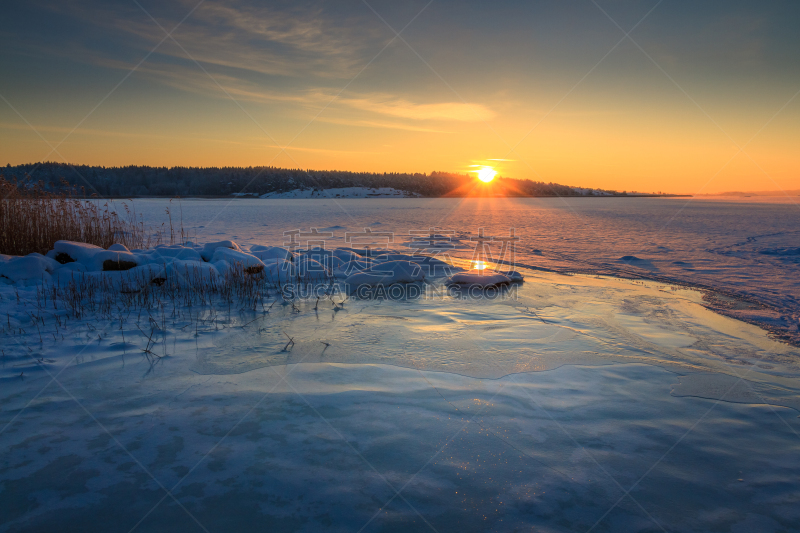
<box><xmin>249</xmin><ymin>245</ymin><xmax>293</xmax><ymax>262</ymax></box>
<box><xmin>332</xmin><ymin>249</ymin><xmax>364</xmax><ymax>262</ymax></box>
<box><xmin>334</xmin><ymin>259</ymin><xmax>373</xmax><ymax>277</ymax></box>
<box><xmin>165</xmin><ymin>260</ymin><xmax>221</xmax><ymax>287</ymax></box>
<box><xmin>497</xmin><ymin>270</ymin><xmax>524</xmax><ymax>282</ymax></box>
<box><xmin>143</xmin><ymin>245</ymin><xmax>203</xmax><ymax>263</ymax></box>
<box><xmin>345</xmin><ymin>260</ymin><xmax>425</xmax><ymax>287</ymax></box>
<box><xmin>86</xmin><ymin>250</ymin><xmax>144</xmax><ymax>272</ymax></box>
<box><xmin>259</xmin><ymin>187</ymin><xmax>419</xmax><ymax>199</ymax></box>
<box><xmin>53</xmin><ymin>264</ymin><xmax>166</xmax><ymax>292</ymax></box>
<box><xmin>0</xmin><ymin>254</ymin><xmax>60</xmax><ymax>283</ymax></box>
<box><xmin>372</xmin><ymin>253</ymin><xmax>456</xmax><ymax>276</ymax></box>
<box><xmin>297</xmin><ymin>255</ymin><xmax>342</xmax><ymax>272</ymax></box>
<box><xmin>49</xmin><ymin>241</ymin><xmax>103</xmax><ymax>264</ymax></box>
<box><xmin>447</xmin><ymin>270</ymin><xmax>511</xmax><ymax>287</ymax></box>
<box><xmin>0</xmin><ymin>241</ymin><xmax>464</xmax><ymax>294</ymax></box>
<box><xmin>200</xmin><ymin>240</ymin><xmax>241</xmax><ymax>261</ymax></box>
<box><xmin>294</xmin><ymin>259</ymin><xmax>333</xmax><ymax>282</ymax></box>
<box><xmin>262</xmin><ymin>259</ymin><xmax>295</xmax><ymax>284</ymax></box>
<box><xmin>210</xmin><ymin>248</ymin><xmax>265</xmax><ymax>272</ymax></box>
<box><xmin>45</xmin><ymin>241</ymin><xmax>145</xmax><ymax>271</ymax></box>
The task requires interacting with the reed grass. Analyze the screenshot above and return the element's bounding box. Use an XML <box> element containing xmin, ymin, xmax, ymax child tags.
<box><xmin>0</xmin><ymin>176</ymin><xmax>161</xmax><ymax>256</ymax></box>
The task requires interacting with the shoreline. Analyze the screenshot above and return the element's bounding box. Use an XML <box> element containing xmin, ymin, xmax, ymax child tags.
<box><xmin>81</xmin><ymin>194</ymin><xmax>695</xmax><ymax>200</ymax></box>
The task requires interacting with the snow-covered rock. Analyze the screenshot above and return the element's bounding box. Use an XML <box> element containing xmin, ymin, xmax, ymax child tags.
<box><xmin>0</xmin><ymin>254</ymin><xmax>60</xmax><ymax>282</ymax></box>
<box><xmin>345</xmin><ymin>260</ymin><xmax>425</xmax><ymax>287</ymax></box>
<box><xmin>144</xmin><ymin>245</ymin><xmax>203</xmax><ymax>263</ymax></box>
<box><xmin>200</xmin><ymin>240</ymin><xmax>241</xmax><ymax>261</ymax></box>
<box><xmin>497</xmin><ymin>270</ymin><xmax>524</xmax><ymax>282</ymax></box>
<box><xmin>373</xmin><ymin>253</ymin><xmax>456</xmax><ymax>277</ymax></box>
<box><xmin>334</xmin><ymin>259</ymin><xmax>373</xmax><ymax>277</ymax></box>
<box><xmin>249</xmin><ymin>245</ymin><xmax>293</xmax><ymax>262</ymax></box>
<box><xmin>332</xmin><ymin>249</ymin><xmax>364</xmax><ymax>262</ymax></box>
<box><xmin>165</xmin><ymin>260</ymin><xmax>221</xmax><ymax>287</ymax></box>
<box><xmin>50</xmin><ymin>241</ymin><xmax>103</xmax><ymax>264</ymax></box>
<box><xmin>297</xmin><ymin>254</ymin><xmax>342</xmax><ymax>272</ymax></box>
<box><xmin>88</xmin><ymin>250</ymin><xmax>143</xmax><ymax>272</ymax></box>
<box><xmin>448</xmin><ymin>270</ymin><xmax>511</xmax><ymax>287</ymax></box>
<box><xmin>53</xmin><ymin>264</ymin><xmax>165</xmax><ymax>292</ymax></box>
<box><xmin>262</xmin><ymin>259</ymin><xmax>295</xmax><ymax>285</ymax></box>
<box><xmin>294</xmin><ymin>259</ymin><xmax>333</xmax><ymax>282</ymax></box>
<box><xmin>210</xmin><ymin>248</ymin><xmax>265</xmax><ymax>272</ymax></box>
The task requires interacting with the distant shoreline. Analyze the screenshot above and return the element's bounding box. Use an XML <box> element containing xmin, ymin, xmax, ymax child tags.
<box><xmin>87</xmin><ymin>193</ymin><xmax>694</xmax><ymax>200</ymax></box>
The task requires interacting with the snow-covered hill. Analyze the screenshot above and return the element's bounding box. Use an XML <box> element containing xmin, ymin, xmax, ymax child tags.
<box><xmin>257</xmin><ymin>187</ymin><xmax>420</xmax><ymax>199</ymax></box>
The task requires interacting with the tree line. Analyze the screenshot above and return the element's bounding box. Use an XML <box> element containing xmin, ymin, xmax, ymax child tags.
<box><xmin>2</xmin><ymin>162</ymin><xmax>616</xmax><ymax>198</ymax></box>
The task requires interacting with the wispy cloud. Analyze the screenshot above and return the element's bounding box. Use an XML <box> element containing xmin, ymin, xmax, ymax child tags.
<box><xmin>336</xmin><ymin>95</ymin><xmax>495</xmax><ymax>122</ymax></box>
<box><xmin>90</xmin><ymin>57</ymin><xmax>494</xmax><ymax>126</ymax></box>
<box><xmin>313</xmin><ymin>116</ymin><xmax>452</xmax><ymax>133</ymax></box>
<box><xmin>50</xmin><ymin>0</ymin><xmax>381</xmax><ymax>79</ymax></box>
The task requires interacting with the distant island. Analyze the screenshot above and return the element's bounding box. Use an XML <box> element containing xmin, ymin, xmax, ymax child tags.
<box><xmin>696</xmin><ymin>189</ymin><xmax>800</xmax><ymax>197</ymax></box>
<box><xmin>2</xmin><ymin>162</ymin><xmax>687</xmax><ymax>198</ymax></box>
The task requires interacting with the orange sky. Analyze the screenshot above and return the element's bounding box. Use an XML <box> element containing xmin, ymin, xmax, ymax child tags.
<box><xmin>1</xmin><ymin>0</ymin><xmax>798</xmax><ymax>194</ymax></box>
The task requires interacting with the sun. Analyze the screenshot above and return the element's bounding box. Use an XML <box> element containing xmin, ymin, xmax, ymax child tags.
<box><xmin>477</xmin><ymin>166</ymin><xmax>497</xmax><ymax>183</ymax></box>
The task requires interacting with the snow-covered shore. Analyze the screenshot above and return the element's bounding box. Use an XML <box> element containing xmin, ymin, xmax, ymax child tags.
<box><xmin>0</xmin><ymin>239</ymin><xmax>526</xmax><ymax>290</ymax></box>
<box><xmin>252</xmin><ymin>187</ymin><xmax>421</xmax><ymax>199</ymax></box>
<box><xmin>117</xmin><ymin>197</ymin><xmax>798</xmax><ymax>347</ymax></box>
<box><xmin>3</xmin><ymin>241</ymin><xmax>800</xmax><ymax>532</ymax></box>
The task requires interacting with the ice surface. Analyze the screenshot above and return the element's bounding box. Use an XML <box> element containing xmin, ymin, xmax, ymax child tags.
<box><xmin>3</xmin><ymin>197</ymin><xmax>800</xmax><ymax>531</ymax></box>
<box><xmin>106</xmin><ymin>197</ymin><xmax>800</xmax><ymax>344</ymax></box>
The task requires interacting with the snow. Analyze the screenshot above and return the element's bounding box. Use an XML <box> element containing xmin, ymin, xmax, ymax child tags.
<box><xmin>0</xmin><ymin>253</ymin><xmax>60</xmax><ymax>282</ymax></box>
<box><xmin>143</xmin><ymin>244</ymin><xmax>203</xmax><ymax>262</ymax></box>
<box><xmin>2</xmin><ymin>261</ymin><xmax>800</xmax><ymax>532</ymax></box>
<box><xmin>165</xmin><ymin>260</ymin><xmax>221</xmax><ymax>286</ymax></box>
<box><xmin>262</xmin><ymin>258</ymin><xmax>295</xmax><ymax>284</ymax></box>
<box><xmin>248</xmin><ymin>245</ymin><xmax>293</xmax><ymax>262</ymax></box>
<box><xmin>497</xmin><ymin>269</ymin><xmax>525</xmax><ymax>282</ymax></box>
<box><xmin>86</xmin><ymin>249</ymin><xmax>145</xmax><ymax>271</ymax></box>
<box><xmin>3</xmin><ymin>198</ymin><xmax>800</xmax><ymax>531</ymax></box>
<box><xmin>49</xmin><ymin>240</ymin><xmax>103</xmax><ymax>263</ymax></box>
<box><xmin>334</xmin><ymin>259</ymin><xmax>373</xmax><ymax>277</ymax></box>
<box><xmin>209</xmin><ymin>247</ymin><xmax>265</xmax><ymax>271</ymax></box>
<box><xmin>448</xmin><ymin>270</ymin><xmax>511</xmax><ymax>287</ymax></box>
<box><xmin>52</xmin><ymin>263</ymin><xmax>166</xmax><ymax>292</ymax></box>
<box><xmin>259</xmin><ymin>187</ymin><xmax>419</xmax><ymax>199</ymax></box>
<box><xmin>344</xmin><ymin>259</ymin><xmax>426</xmax><ymax>287</ymax></box>
<box><xmin>200</xmin><ymin>240</ymin><xmax>241</xmax><ymax>261</ymax></box>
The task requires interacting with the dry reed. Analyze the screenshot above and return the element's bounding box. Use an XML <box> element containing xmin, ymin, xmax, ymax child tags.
<box><xmin>0</xmin><ymin>176</ymin><xmax>161</xmax><ymax>256</ymax></box>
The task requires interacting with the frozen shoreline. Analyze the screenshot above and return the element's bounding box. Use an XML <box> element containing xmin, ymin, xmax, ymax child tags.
<box><xmin>112</xmin><ymin>196</ymin><xmax>795</xmax><ymax>347</ymax></box>
<box><xmin>2</xmin><ymin>200</ymin><xmax>799</xmax><ymax>531</ymax></box>
<box><xmin>3</xmin><ymin>251</ymin><xmax>800</xmax><ymax>532</ymax></box>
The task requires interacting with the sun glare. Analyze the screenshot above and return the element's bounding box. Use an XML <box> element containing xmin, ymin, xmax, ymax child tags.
<box><xmin>477</xmin><ymin>167</ymin><xmax>497</xmax><ymax>183</ymax></box>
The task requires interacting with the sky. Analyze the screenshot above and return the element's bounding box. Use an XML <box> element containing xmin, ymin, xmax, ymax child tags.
<box><xmin>0</xmin><ymin>0</ymin><xmax>798</xmax><ymax>194</ymax></box>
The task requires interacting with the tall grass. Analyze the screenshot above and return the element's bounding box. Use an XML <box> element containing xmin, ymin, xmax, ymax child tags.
<box><xmin>0</xmin><ymin>176</ymin><xmax>161</xmax><ymax>256</ymax></box>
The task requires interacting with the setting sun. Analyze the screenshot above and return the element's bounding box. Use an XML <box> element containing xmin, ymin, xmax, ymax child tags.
<box><xmin>477</xmin><ymin>167</ymin><xmax>497</xmax><ymax>183</ymax></box>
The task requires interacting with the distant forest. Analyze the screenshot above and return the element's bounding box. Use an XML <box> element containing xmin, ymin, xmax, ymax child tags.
<box><xmin>2</xmin><ymin>162</ymin><xmax>618</xmax><ymax>198</ymax></box>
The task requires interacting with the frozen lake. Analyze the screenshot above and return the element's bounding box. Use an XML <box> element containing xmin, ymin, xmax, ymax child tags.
<box><xmin>129</xmin><ymin>196</ymin><xmax>800</xmax><ymax>331</ymax></box>
<box><xmin>2</xmin><ymin>197</ymin><xmax>800</xmax><ymax>532</ymax></box>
